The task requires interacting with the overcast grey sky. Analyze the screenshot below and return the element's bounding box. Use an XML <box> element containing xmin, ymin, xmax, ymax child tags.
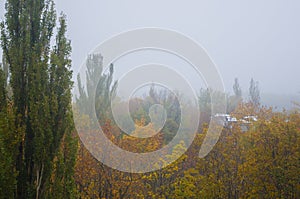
<box><xmin>1</xmin><ymin>0</ymin><xmax>300</xmax><ymax>96</ymax></box>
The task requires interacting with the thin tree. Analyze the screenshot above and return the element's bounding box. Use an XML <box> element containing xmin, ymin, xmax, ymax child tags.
<box><xmin>233</xmin><ymin>78</ymin><xmax>242</xmax><ymax>98</ymax></box>
<box><xmin>249</xmin><ymin>78</ymin><xmax>260</xmax><ymax>108</ymax></box>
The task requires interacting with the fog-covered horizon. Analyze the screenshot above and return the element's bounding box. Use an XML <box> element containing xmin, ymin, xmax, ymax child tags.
<box><xmin>1</xmin><ymin>1</ymin><xmax>300</xmax><ymax>97</ymax></box>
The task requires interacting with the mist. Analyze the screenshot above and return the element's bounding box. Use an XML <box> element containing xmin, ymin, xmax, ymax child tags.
<box><xmin>1</xmin><ymin>0</ymin><xmax>300</xmax><ymax>107</ymax></box>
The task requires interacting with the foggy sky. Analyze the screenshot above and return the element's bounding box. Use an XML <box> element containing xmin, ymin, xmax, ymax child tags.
<box><xmin>1</xmin><ymin>0</ymin><xmax>300</xmax><ymax>96</ymax></box>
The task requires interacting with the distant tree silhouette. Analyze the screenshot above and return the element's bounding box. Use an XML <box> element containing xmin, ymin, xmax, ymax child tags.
<box><xmin>249</xmin><ymin>78</ymin><xmax>260</xmax><ymax>108</ymax></box>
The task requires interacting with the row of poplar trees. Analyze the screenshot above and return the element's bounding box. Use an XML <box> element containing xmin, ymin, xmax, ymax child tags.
<box><xmin>0</xmin><ymin>0</ymin><xmax>77</xmax><ymax>198</ymax></box>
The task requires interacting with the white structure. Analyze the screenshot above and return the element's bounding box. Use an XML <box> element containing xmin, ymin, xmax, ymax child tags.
<box><xmin>213</xmin><ymin>114</ymin><xmax>258</xmax><ymax>132</ymax></box>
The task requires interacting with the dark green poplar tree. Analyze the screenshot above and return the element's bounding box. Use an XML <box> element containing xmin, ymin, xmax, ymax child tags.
<box><xmin>0</xmin><ymin>66</ymin><xmax>19</xmax><ymax>198</ymax></box>
<box><xmin>1</xmin><ymin>0</ymin><xmax>77</xmax><ymax>198</ymax></box>
<box><xmin>46</xmin><ymin>15</ymin><xmax>77</xmax><ymax>198</ymax></box>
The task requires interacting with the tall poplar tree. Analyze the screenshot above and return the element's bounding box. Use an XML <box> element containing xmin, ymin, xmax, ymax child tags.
<box><xmin>249</xmin><ymin>78</ymin><xmax>260</xmax><ymax>108</ymax></box>
<box><xmin>76</xmin><ymin>54</ymin><xmax>117</xmax><ymax>123</ymax></box>
<box><xmin>233</xmin><ymin>78</ymin><xmax>242</xmax><ymax>98</ymax></box>
<box><xmin>0</xmin><ymin>66</ymin><xmax>19</xmax><ymax>198</ymax></box>
<box><xmin>0</xmin><ymin>0</ymin><xmax>77</xmax><ymax>198</ymax></box>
